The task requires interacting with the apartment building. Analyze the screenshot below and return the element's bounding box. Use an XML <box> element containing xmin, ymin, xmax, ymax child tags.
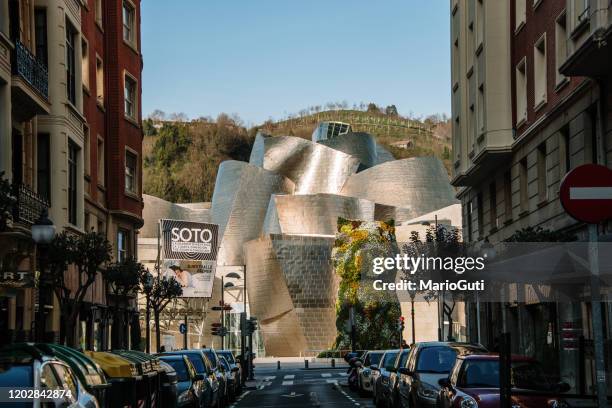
<box><xmin>81</xmin><ymin>0</ymin><xmax>144</xmax><ymax>350</ymax></box>
<box><xmin>0</xmin><ymin>0</ymin><xmax>143</xmax><ymax>349</ymax></box>
<box><xmin>451</xmin><ymin>0</ymin><xmax>612</xmax><ymax>394</ymax></box>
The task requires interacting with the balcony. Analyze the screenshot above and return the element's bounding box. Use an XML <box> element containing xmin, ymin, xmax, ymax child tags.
<box><xmin>12</xmin><ymin>184</ymin><xmax>49</xmax><ymax>226</ymax></box>
<box><xmin>11</xmin><ymin>40</ymin><xmax>50</xmax><ymax>122</ymax></box>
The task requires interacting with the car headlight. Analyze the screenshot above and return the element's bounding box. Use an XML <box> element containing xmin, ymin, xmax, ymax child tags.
<box><xmin>460</xmin><ymin>396</ymin><xmax>478</xmax><ymax>408</ymax></box>
<box><xmin>417</xmin><ymin>382</ymin><xmax>438</xmax><ymax>400</ymax></box>
<box><xmin>363</xmin><ymin>369</ymin><xmax>371</xmax><ymax>377</ymax></box>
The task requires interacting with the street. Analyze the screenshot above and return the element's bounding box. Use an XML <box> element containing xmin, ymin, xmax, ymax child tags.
<box><xmin>232</xmin><ymin>364</ymin><xmax>373</xmax><ymax>408</ymax></box>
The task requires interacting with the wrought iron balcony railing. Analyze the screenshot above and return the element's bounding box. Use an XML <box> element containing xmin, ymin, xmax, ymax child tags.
<box><xmin>12</xmin><ymin>184</ymin><xmax>49</xmax><ymax>226</ymax></box>
<box><xmin>12</xmin><ymin>40</ymin><xmax>49</xmax><ymax>99</ymax></box>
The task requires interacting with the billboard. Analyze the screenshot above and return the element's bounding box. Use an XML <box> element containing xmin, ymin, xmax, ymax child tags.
<box><xmin>160</xmin><ymin>219</ymin><xmax>219</xmax><ymax>298</ymax></box>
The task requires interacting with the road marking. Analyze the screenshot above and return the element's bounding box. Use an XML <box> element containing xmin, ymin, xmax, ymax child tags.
<box><xmin>283</xmin><ymin>374</ymin><xmax>295</xmax><ymax>379</ymax></box>
<box><xmin>263</xmin><ymin>376</ymin><xmax>276</xmax><ymax>381</ymax></box>
<box><xmin>282</xmin><ymin>380</ymin><xmax>294</xmax><ymax>385</ymax></box>
<box><xmin>325</xmin><ymin>379</ymin><xmax>338</xmax><ymax>384</ymax></box>
<box><xmin>570</xmin><ymin>187</ymin><xmax>612</xmax><ymax>200</ymax></box>
<box><xmin>337</xmin><ymin>372</ymin><xmax>348</xmax><ymax>376</ymax></box>
<box><xmin>321</xmin><ymin>373</ymin><xmax>332</xmax><ymax>378</ymax></box>
<box><xmin>281</xmin><ymin>391</ymin><xmax>304</xmax><ymax>398</ymax></box>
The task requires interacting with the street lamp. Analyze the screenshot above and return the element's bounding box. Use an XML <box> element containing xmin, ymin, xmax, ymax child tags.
<box><xmin>32</xmin><ymin>208</ymin><xmax>55</xmax><ymax>343</ymax></box>
<box><xmin>143</xmin><ymin>271</ymin><xmax>153</xmax><ymax>353</ymax></box>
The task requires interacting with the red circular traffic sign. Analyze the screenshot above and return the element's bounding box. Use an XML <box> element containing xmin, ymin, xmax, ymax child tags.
<box><xmin>560</xmin><ymin>164</ymin><xmax>612</xmax><ymax>224</ymax></box>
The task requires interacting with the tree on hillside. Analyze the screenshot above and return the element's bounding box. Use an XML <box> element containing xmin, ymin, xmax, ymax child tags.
<box><xmin>169</xmin><ymin>112</ymin><xmax>189</xmax><ymax>122</ymax></box>
<box><xmin>385</xmin><ymin>105</ymin><xmax>399</xmax><ymax>116</ymax></box>
<box><xmin>149</xmin><ymin>109</ymin><xmax>166</xmax><ymax>121</ymax></box>
<box><xmin>367</xmin><ymin>103</ymin><xmax>380</xmax><ymax>113</ymax></box>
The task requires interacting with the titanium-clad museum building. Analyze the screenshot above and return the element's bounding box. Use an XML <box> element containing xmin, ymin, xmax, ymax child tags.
<box><xmin>141</xmin><ymin>122</ymin><xmax>458</xmax><ymax>356</ymax></box>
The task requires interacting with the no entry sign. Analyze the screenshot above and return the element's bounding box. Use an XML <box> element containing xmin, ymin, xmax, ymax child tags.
<box><xmin>560</xmin><ymin>164</ymin><xmax>612</xmax><ymax>224</ymax></box>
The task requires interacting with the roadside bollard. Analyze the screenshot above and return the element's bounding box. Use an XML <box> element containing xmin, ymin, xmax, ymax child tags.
<box><xmin>331</xmin><ymin>358</ymin><xmax>335</xmax><ymax>368</ymax></box>
<box><xmin>277</xmin><ymin>360</ymin><xmax>281</xmax><ymax>370</ymax></box>
<box><xmin>305</xmin><ymin>359</ymin><xmax>309</xmax><ymax>369</ymax></box>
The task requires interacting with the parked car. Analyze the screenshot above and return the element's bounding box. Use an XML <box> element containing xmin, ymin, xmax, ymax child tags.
<box><xmin>372</xmin><ymin>349</ymin><xmax>400</xmax><ymax>407</ymax></box>
<box><xmin>385</xmin><ymin>348</ymin><xmax>411</xmax><ymax>407</ymax></box>
<box><xmin>158</xmin><ymin>354</ymin><xmax>206</xmax><ymax>408</ymax></box>
<box><xmin>397</xmin><ymin>342</ymin><xmax>487</xmax><ymax>408</ymax></box>
<box><xmin>218</xmin><ymin>356</ymin><xmax>240</xmax><ymax>402</ymax></box>
<box><xmin>216</xmin><ymin>350</ymin><xmax>241</xmax><ymax>393</ymax></box>
<box><xmin>358</xmin><ymin>350</ymin><xmax>384</xmax><ymax>395</ymax></box>
<box><xmin>0</xmin><ymin>347</ymin><xmax>99</xmax><ymax>408</ymax></box>
<box><xmin>202</xmin><ymin>349</ymin><xmax>229</xmax><ymax>406</ymax></box>
<box><xmin>161</xmin><ymin>350</ymin><xmax>221</xmax><ymax>407</ymax></box>
<box><xmin>438</xmin><ymin>353</ymin><xmax>572</xmax><ymax>408</ymax></box>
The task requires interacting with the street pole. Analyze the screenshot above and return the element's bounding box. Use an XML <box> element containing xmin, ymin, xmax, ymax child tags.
<box><xmin>221</xmin><ymin>276</ymin><xmax>225</xmax><ymax>350</ymax></box>
<box><xmin>411</xmin><ymin>298</ymin><xmax>416</xmax><ymax>344</ymax></box>
<box><xmin>241</xmin><ymin>265</ymin><xmax>247</xmax><ymax>382</ymax></box>
<box><xmin>145</xmin><ymin>293</ymin><xmax>150</xmax><ymax>353</ymax></box>
<box><xmin>349</xmin><ymin>306</ymin><xmax>356</xmax><ymax>352</ymax></box>
<box><xmin>589</xmin><ymin>223</ymin><xmax>607</xmax><ymax>408</ymax></box>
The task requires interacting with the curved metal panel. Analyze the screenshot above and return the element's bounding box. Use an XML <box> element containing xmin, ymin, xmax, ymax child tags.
<box><xmin>317</xmin><ymin>132</ymin><xmax>377</xmax><ymax>170</ymax></box>
<box><xmin>244</xmin><ymin>234</ymin><xmax>338</xmax><ymax>356</ymax></box>
<box><xmin>262</xmin><ymin>193</ymin><xmax>377</xmax><ymax>236</ymax></box>
<box><xmin>248</xmin><ymin>131</ymin><xmax>269</xmax><ymax>167</ymax></box>
<box><xmin>141</xmin><ymin>194</ymin><xmax>211</xmax><ymax>238</ymax></box>
<box><xmin>375</xmin><ymin>144</ymin><xmax>396</xmax><ymax>165</ymax></box>
<box><xmin>261</xmin><ymin>136</ymin><xmax>360</xmax><ymax>194</ymax></box>
<box><xmin>340</xmin><ymin>157</ymin><xmax>458</xmax><ymax>221</ymax></box>
<box><xmin>211</xmin><ymin>161</ymin><xmax>295</xmax><ymax>266</ymax></box>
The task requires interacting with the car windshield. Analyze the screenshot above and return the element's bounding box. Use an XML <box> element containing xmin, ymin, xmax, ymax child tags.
<box><xmin>219</xmin><ymin>358</ymin><xmax>230</xmax><ymax>371</ymax></box>
<box><xmin>203</xmin><ymin>350</ymin><xmax>218</xmax><ymax>369</ymax></box>
<box><xmin>218</xmin><ymin>352</ymin><xmax>235</xmax><ymax>364</ymax></box>
<box><xmin>382</xmin><ymin>352</ymin><xmax>399</xmax><ymax>371</ymax></box>
<box><xmin>397</xmin><ymin>350</ymin><xmax>410</xmax><ymax>368</ymax></box>
<box><xmin>457</xmin><ymin>360</ymin><xmax>552</xmax><ymax>391</ymax></box>
<box><xmin>184</xmin><ymin>354</ymin><xmax>206</xmax><ymax>375</ymax></box>
<box><xmin>162</xmin><ymin>359</ymin><xmax>190</xmax><ymax>382</ymax></box>
<box><xmin>0</xmin><ymin>364</ymin><xmax>32</xmax><ymax>387</ymax></box>
<box><xmin>369</xmin><ymin>352</ymin><xmax>383</xmax><ymax>366</ymax></box>
<box><xmin>416</xmin><ymin>347</ymin><xmax>457</xmax><ymax>373</ymax></box>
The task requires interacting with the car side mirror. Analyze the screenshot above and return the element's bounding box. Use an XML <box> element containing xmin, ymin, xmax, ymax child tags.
<box><xmin>438</xmin><ymin>377</ymin><xmax>451</xmax><ymax>388</ymax></box>
<box><xmin>370</xmin><ymin>365</ymin><xmax>379</xmax><ymax>371</ymax></box>
<box><xmin>193</xmin><ymin>374</ymin><xmax>205</xmax><ymax>381</ymax></box>
<box><xmin>398</xmin><ymin>367</ymin><xmax>413</xmax><ymax>376</ymax></box>
<box><xmin>556</xmin><ymin>382</ymin><xmax>570</xmax><ymax>393</ymax></box>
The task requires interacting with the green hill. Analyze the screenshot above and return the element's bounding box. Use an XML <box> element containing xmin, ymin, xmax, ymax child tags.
<box><xmin>142</xmin><ymin>109</ymin><xmax>451</xmax><ymax>203</ymax></box>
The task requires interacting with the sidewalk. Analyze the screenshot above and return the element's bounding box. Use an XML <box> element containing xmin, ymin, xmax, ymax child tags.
<box><xmin>253</xmin><ymin>356</ymin><xmax>349</xmax><ymax>370</ymax></box>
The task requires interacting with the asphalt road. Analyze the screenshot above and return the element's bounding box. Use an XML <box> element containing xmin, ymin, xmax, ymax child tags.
<box><xmin>230</xmin><ymin>365</ymin><xmax>374</xmax><ymax>408</ymax></box>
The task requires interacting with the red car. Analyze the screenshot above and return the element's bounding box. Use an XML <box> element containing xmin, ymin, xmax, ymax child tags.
<box><xmin>438</xmin><ymin>353</ymin><xmax>571</xmax><ymax>408</ymax></box>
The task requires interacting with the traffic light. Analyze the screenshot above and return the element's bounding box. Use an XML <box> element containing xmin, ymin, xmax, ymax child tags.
<box><xmin>246</xmin><ymin>317</ymin><xmax>258</xmax><ymax>335</ymax></box>
<box><xmin>398</xmin><ymin>316</ymin><xmax>405</xmax><ymax>332</ymax></box>
<box><xmin>211</xmin><ymin>322</ymin><xmax>223</xmax><ymax>336</ymax></box>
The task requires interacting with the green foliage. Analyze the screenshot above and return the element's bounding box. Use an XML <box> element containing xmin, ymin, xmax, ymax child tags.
<box><xmin>504</xmin><ymin>226</ymin><xmax>577</xmax><ymax>243</ymax></box>
<box><xmin>142</xmin><ymin>119</ymin><xmax>157</xmax><ymax>137</ymax></box>
<box><xmin>143</xmin><ymin>115</ymin><xmax>254</xmax><ymax>202</ymax></box>
<box><xmin>332</xmin><ymin>218</ymin><xmax>401</xmax><ymax>350</ymax></box>
<box><xmin>0</xmin><ymin>172</ymin><xmax>16</xmax><ymax>224</ymax></box>
<box><xmin>385</xmin><ymin>105</ymin><xmax>399</xmax><ymax>116</ymax></box>
<box><xmin>106</xmin><ymin>257</ymin><xmax>146</xmax><ymax>297</ymax></box>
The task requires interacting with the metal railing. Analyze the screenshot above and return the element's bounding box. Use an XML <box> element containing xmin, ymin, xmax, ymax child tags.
<box><xmin>12</xmin><ymin>40</ymin><xmax>48</xmax><ymax>99</ymax></box>
<box><xmin>12</xmin><ymin>184</ymin><xmax>49</xmax><ymax>225</ymax></box>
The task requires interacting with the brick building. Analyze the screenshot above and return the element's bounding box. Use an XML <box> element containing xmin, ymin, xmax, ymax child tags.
<box><xmin>451</xmin><ymin>0</ymin><xmax>612</xmax><ymax>395</ymax></box>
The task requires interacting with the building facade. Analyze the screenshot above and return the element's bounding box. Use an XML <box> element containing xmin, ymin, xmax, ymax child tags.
<box><xmin>0</xmin><ymin>0</ymin><xmax>143</xmax><ymax>350</ymax></box>
<box><xmin>451</xmin><ymin>0</ymin><xmax>612</xmax><ymax>394</ymax></box>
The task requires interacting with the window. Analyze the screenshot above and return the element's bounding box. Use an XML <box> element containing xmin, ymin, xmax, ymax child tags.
<box><xmin>122</xmin><ymin>1</ymin><xmax>135</xmax><ymax>45</ymax></box>
<box><xmin>573</xmin><ymin>0</ymin><xmax>589</xmax><ymax>29</ymax></box>
<box><xmin>96</xmin><ymin>56</ymin><xmax>104</xmax><ymax>105</ymax></box>
<box><xmin>95</xmin><ymin>0</ymin><xmax>103</xmax><ymax>27</ymax></box>
<box><xmin>97</xmin><ymin>137</ymin><xmax>105</xmax><ymax>186</ymax></box>
<box><xmin>65</xmin><ymin>20</ymin><xmax>77</xmax><ymax>105</ymax></box>
<box><xmin>466</xmin><ymin>200</ymin><xmax>474</xmax><ymax>242</ymax></box>
<box><xmin>534</xmin><ymin>34</ymin><xmax>547</xmax><ymax>108</ymax></box>
<box><xmin>477</xmin><ymin>85</ymin><xmax>485</xmax><ymax>134</ymax></box>
<box><xmin>117</xmin><ymin>229</ymin><xmax>129</xmax><ymax>262</ymax></box>
<box><xmin>81</xmin><ymin>38</ymin><xmax>89</xmax><ymax>90</ymax></box>
<box><xmin>586</xmin><ymin>106</ymin><xmax>599</xmax><ymax>164</ymax></box>
<box><xmin>515</xmin><ymin>58</ymin><xmax>527</xmax><ymax>125</ymax></box>
<box><xmin>34</xmin><ymin>8</ymin><xmax>48</xmax><ymax>66</ymax></box>
<box><xmin>124</xmin><ymin>74</ymin><xmax>137</xmax><ymax>119</ymax></box>
<box><xmin>504</xmin><ymin>171</ymin><xmax>513</xmax><ymax>222</ymax></box>
<box><xmin>37</xmin><ymin>134</ymin><xmax>50</xmax><ymax>202</ymax></box>
<box><xmin>476</xmin><ymin>0</ymin><xmax>484</xmax><ymax>48</ymax></box>
<box><xmin>83</xmin><ymin>125</ymin><xmax>90</xmax><ymax>176</ymax></box>
<box><xmin>51</xmin><ymin>364</ymin><xmax>77</xmax><ymax>397</ymax></box>
<box><xmin>515</xmin><ymin>0</ymin><xmax>526</xmax><ymax>30</ymax></box>
<box><xmin>537</xmin><ymin>142</ymin><xmax>548</xmax><ymax>201</ymax></box>
<box><xmin>559</xmin><ymin>125</ymin><xmax>571</xmax><ymax>174</ymax></box>
<box><xmin>519</xmin><ymin>158</ymin><xmax>528</xmax><ymax>213</ymax></box>
<box><xmin>40</xmin><ymin>364</ymin><xmax>60</xmax><ymax>389</ymax></box>
<box><xmin>68</xmin><ymin>142</ymin><xmax>79</xmax><ymax>225</ymax></box>
<box><xmin>555</xmin><ymin>12</ymin><xmax>567</xmax><ymax>86</ymax></box>
<box><xmin>489</xmin><ymin>183</ymin><xmax>498</xmax><ymax>231</ymax></box>
<box><xmin>125</xmin><ymin>150</ymin><xmax>137</xmax><ymax>194</ymax></box>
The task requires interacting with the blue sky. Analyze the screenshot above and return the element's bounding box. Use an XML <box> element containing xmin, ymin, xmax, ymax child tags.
<box><xmin>141</xmin><ymin>1</ymin><xmax>450</xmax><ymax>126</ymax></box>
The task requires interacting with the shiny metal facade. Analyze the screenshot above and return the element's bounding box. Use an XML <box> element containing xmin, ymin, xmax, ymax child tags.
<box><xmin>243</xmin><ymin>235</ymin><xmax>338</xmax><ymax>356</ymax></box>
<box><xmin>317</xmin><ymin>132</ymin><xmax>377</xmax><ymax>170</ymax></box>
<box><xmin>340</xmin><ymin>157</ymin><xmax>459</xmax><ymax>221</ymax></box>
<box><xmin>211</xmin><ymin>160</ymin><xmax>295</xmax><ymax>266</ymax></box>
<box><xmin>141</xmin><ymin>194</ymin><xmax>211</xmax><ymax>238</ymax></box>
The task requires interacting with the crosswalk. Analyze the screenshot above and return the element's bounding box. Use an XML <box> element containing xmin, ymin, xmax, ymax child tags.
<box><xmin>258</xmin><ymin>372</ymin><xmax>348</xmax><ymax>388</ymax></box>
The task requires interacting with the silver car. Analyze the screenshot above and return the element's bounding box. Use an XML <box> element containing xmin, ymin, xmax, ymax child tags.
<box><xmin>358</xmin><ymin>351</ymin><xmax>384</xmax><ymax>395</ymax></box>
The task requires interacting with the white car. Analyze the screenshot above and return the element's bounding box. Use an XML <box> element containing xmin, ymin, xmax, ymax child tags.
<box><xmin>357</xmin><ymin>350</ymin><xmax>384</xmax><ymax>395</ymax></box>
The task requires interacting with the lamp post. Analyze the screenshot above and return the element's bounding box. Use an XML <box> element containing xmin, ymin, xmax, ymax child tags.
<box><xmin>32</xmin><ymin>208</ymin><xmax>55</xmax><ymax>342</ymax></box>
<box><xmin>224</xmin><ymin>269</ymin><xmax>247</xmax><ymax>380</ymax></box>
<box><xmin>143</xmin><ymin>271</ymin><xmax>153</xmax><ymax>353</ymax></box>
